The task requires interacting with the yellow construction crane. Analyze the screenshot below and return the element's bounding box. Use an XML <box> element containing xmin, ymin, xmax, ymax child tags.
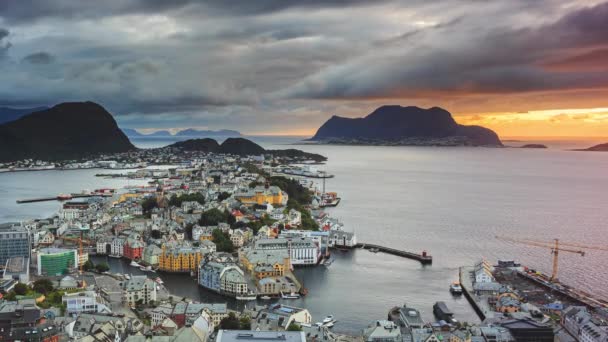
<box><xmin>62</xmin><ymin>232</ymin><xmax>94</xmax><ymax>274</ymax></box>
<box><xmin>496</xmin><ymin>236</ymin><xmax>608</xmax><ymax>282</ymax></box>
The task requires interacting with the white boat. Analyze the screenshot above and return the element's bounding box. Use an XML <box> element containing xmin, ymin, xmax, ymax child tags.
<box><xmin>450</xmin><ymin>282</ymin><xmax>463</xmax><ymax>295</ymax></box>
<box><xmin>237</xmin><ymin>294</ymin><xmax>258</xmax><ymax>301</ymax></box>
<box><xmin>155</xmin><ymin>277</ymin><xmax>164</xmax><ymax>285</ymax></box>
<box><xmin>260</xmin><ymin>296</ymin><xmax>272</xmax><ymax>300</ymax></box>
<box><xmin>139</xmin><ymin>266</ymin><xmax>147</xmax><ymax>271</ymax></box>
<box><xmin>130</xmin><ymin>261</ymin><xmax>141</xmax><ymax>267</ymax></box>
<box><xmin>125</xmin><ymin>274</ymin><xmax>131</xmax><ymax>280</ymax></box>
<box><xmin>109</xmin><ymin>255</ymin><xmax>121</xmax><ymax>258</ymax></box>
<box><xmin>281</xmin><ymin>291</ymin><xmax>300</xmax><ymax>299</ymax></box>
<box><xmin>322</xmin><ymin>315</ymin><xmax>334</xmax><ymax>324</ymax></box>
<box><xmin>324</xmin><ymin>322</ymin><xmax>334</xmax><ymax>328</ymax></box>
<box><xmin>315</xmin><ymin>322</ymin><xmax>323</xmax><ymax>327</ymax></box>
<box><xmin>324</xmin><ymin>259</ymin><xmax>333</xmax><ymax>267</ymax></box>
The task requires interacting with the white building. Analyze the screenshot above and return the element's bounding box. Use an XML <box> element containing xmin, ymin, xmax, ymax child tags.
<box><xmin>62</xmin><ymin>291</ymin><xmax>111</xmax><ymax>315</ymax></box>
<box><xmin>254</xmin><ymin>237</ymin><xmax>319</xmax><ymax>266</ymax></box>
<box><xmin>474</xmin><ymin>260</ymin><xmax>495</xmax><ymax>283</ymax></box>
<box><xmin>123</xmin><ymin>275</ymin><xmax>157</xmax><ymax>306</ymax></box>
<box><xmin>111</xmin><ymin>237</ymin><xmax>125</xmax><ymax>257</ymax></box>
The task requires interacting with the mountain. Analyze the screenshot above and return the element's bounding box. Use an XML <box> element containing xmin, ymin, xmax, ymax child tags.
<box><xmin>311</xmin><ymin>105</ymin><xmax>502</xmax><ymax>146</ymax></box>
<box><xmin>168</xmin><ymin>138</ymin><xmax>220</xmax><ymax>153</ymax></box>
<box><xmin>175</xmin><ymin>129</ymin><xmax>242</xmax><ymax>137</ymax></box>
<box><xmin>0</xmin><ymin>106</ymin><xmax>49</xmax><ymax>124</ymax></box>
<box><xmin>218</xmin><ymin>137</ymin><xmax>266</xmax><ymax>155</ymax></box>
<box><xmin>167</xmin><ymin>138</ymin><xmax>326</xmax><ymax>161</ymax></box>
<box><xmin>577</xmin><ymin>143</ymin><xmax>608</xmax><ymax>152</ymax></box>
<box><xmin>0</xmin><ymin>101</ymin><xmax>135</xmax><ymax>162</ymax></box>
<box><xmin>122</xmin><ymin>128</ymin><xmax>143</xmax><ymax>137</ymax></box>
<box><xmin>148</xmin><ymin>130</ymin><xmax>172</xmax><ymax>137</ymax></box>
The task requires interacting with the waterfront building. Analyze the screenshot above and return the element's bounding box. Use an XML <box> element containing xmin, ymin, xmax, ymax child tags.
<box><xmin>111</xmin><ymin>237</ymin><xmax>125</xmax><ymax>257</ymax></box>
<box><xmin>123</xmin><ymin>234</ymin><xmax>145</xmax><ymax>260</ymax></box>
<box><xmin>498</xmin><ymin>319</ymin><xmax>554</xmax><ymax>342</ymax></box>
<box><xmin>329</xmin><ymin>229</ymin><xmax>357</xmax><ymax>248</ymax></box>
<box><xmin>363</xmin><ymin>321</ymin><xmax>402</xmax><ymax>342</ymax></box>
<box><xmin>158</xmin><ymin>244</ymin><xmax>205</xmax><ymax>272</ymax></box>
<box><xmin>234</xmin><ymin>185</ymin><xmax>288</xmax><ymax>206</ymax></box>
<box><xmin>473</xmin><ymin>259</ymin><xmax>495</xmax><ymax>283</ymax></box>
<box><xmin>240</xmin><ymin>249</ymin><xmax>290</xmax><ymax>279</ymax></box>
<box><xmin>245</xmin><ymin>304</ymin><xmax>311</xmax><ymax>331</ymax></box>
<box><xmin>62</xmin><ymin>291</ymin><xmax>111</xmax><ymax>315</ymax></box>
<box><xmin>580</xmin><ymin>322</ymin><xmax>608</xmax><ymax>342</ymax></box>
<box><xmin>36</xmin><ymin>248</ymin><xmax>78</xmax><ymax>276</ymax></box>
<box><xmin>143</xmin><ymin>245</ymin><xmax>162</xmax><ymax>266</ymax></box>
<box><xmin>96</xmin><ymin>238</ymin><xmax>111</xmax><ymax>255</ymax></box>
<box><xmin>0</xmin><ymin>223</ymin><xmax>30</xmax><ymax>267</ymax></box>
<box><xmin>254</xmin><ymin>237</ymin><xmax>319</xmax><ymax>266</ymax></box>
<box><xmin>198</xmin><ymin>260</ymin><xmax>248</xmax><ymax>297</ymax></box>
<box><xmin>59</xmin><ymin>201</ymin><xmax>90</xmax><ymax>220</ymax></box>
<box><xmin>2</xmin><ymin>257</ymin><xmax>30</xmax><ymax>284</ymax></box>
<box><xmin>216</xmin><ymin>330</ymin><xmax>306</xmax><ymax>342</ymax></box>
<box><xmin>396</xmin><ymin>304</ymin><xmax>425</xmax><ymax>331</ymax></box>
<box><xmin>123</xmin><ymin>275</ymin><xmax>157</xmax><ymax>306</ymax></box>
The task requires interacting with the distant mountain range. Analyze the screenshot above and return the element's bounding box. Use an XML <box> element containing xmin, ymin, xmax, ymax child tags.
<box><xmin>0</xmin><ymin>102</ymin><xmax>134</xmax><ymax>162</ymax></box>
<box><xmin>168</xmin><ymin>138</ymin><xmax>327</xmax><ymax>161</ymax></box>
<box><xmin>122</xmin><ymin>128</ymin><xmax>242</xmax><ymax>138</ymax></box>
<box><xmin>0</xmin><ymin>106</ymin><xmax>49</xmax><ymax>124</ymax></box>
<box><xmin>311</xmin><ymin>105</ymin><xmax>502</xmax><ymax>146</ymax></box>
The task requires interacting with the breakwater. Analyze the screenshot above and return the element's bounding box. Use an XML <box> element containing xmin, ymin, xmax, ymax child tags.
<box><xmin>355</xmin><ymin>243</ymin><xmax>432</xmax><ymax>264</ymax></box>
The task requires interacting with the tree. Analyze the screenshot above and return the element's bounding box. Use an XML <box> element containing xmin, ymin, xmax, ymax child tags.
<box><xmin>169</xmin><ymin>193</ymin><xmax>205</xmax><ymax>207</ymax></box>
<box><xmin>33</xmin><ymin>279</ymin><xmax>54</xmax><ymax>295</ymax></box>
<box><xmin>83</xmin><ymin>259</ymin><xmax>95</xmax><ymax>271</ymax></box>
<box><xmin>150</xmin><ymin>229</ymin><xmax>162</xmax><ymax>239</ymax></box>
<box><xmin>14</xmin><ymin>282</ymin><xmax>28</xmax><ymax>296</ymax></box>
<box><xmin>219</xmin><ymin>312</ymin><xmax>241</xmax><ymax>330</ymax></box>
<box><xmin>287</xmin><ymin>322</ymin><xmax>302</xmax><ymax>331</ymax></box>
<box><xmin>95</xmin><ymin>263</ymin><xmax>110</xmax><ymax>272</ymax></box>
<box><xmin>141</xmin><ymin>197</ymin><xmax>158</xmax><ymax>216</ymax></box>
<box><xmin>200</xmin><ymin>208</ymin><xmax>228</xmax><ymax>226</ymax></box>
<box><xmin>218</xmin><ymin>192</ymin><xmax>231</xmax><ymax>201</ymax></box>
<box><xmin>212</xmin><ymin>229</ymin><xmax>235</xmax><ymax>253</ymax></box>
<box><xmin>239</xmin><ymin>316</ymin><xmax>251</xmax><ymax>330</ymax></box>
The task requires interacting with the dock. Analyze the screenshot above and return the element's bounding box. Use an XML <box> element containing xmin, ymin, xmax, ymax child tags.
<box><xmin>16</xmin><ymin>194</ymin><xmax>95</xmax><ymax>204</ymax></box>
<box><xmin>459</xmin><ymin>266</ymin><xmax>491</xmax><ymax>321</ymax></box>
<box><xmin>355</xmin><ymin>243</ymin><xmax>433</xmax><ymax>264</ymax></box>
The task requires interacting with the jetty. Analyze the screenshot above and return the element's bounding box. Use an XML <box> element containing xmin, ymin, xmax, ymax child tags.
<box><xmin>355</xmin><ymin>243</ymin><xmax>432</xmax><ymax>264</ymax></box>
<box><xmin>16</xmin><ymin>194</ymin><xmax>95</xmax><ymax>204</ymax></box>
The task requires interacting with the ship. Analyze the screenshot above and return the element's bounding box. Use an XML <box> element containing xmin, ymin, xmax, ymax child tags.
<box><xmin>449</xmin><ymin>282</ymin><xmax>463</xmax><ymax>295</ymax></box>
<box><xmin>57</xmin><ymin>194</ymin><xmax>73</xmax><ymax>201</ymax></box>
<box><xmin>236</xmin><ymin>293</ymin><xmax>258</xmax><ymax>301</ymax></box>
<box><xmin>319</xmin><ymin>192</ymin><xmax>341</xmax><ymax>208</ymax></box>
<box><xmin>280</xmin><ymin>291</ymin><xmax>300</xmax><ymax>299</ymax></box>
<box><xmin>130</xmin><ymin>261</ymin><xmax>141</xmax><ymax>267</ymax></box>
<box><xmin>433</xmin><ymin>301</ymin><xmax>457</xmax><ymax>324</ymax></box>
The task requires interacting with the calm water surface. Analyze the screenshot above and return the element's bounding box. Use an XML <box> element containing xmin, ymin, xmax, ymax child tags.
<box><xmin>3</xmin><ymin>136</ymin><xmax>608</xmax><ymax>334</ymax></box>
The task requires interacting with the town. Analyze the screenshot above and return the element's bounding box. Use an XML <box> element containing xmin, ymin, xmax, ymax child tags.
<box><xmin>0</xmin><ymin>147</ymin><xmax>607</xmax><ymax>342</ymax></box>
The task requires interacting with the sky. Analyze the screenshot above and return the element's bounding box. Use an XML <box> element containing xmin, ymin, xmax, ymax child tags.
<box><xmin>1</xmin><ymin>0</ymin><xmax>608</xmax><ymax>137</ymax></box>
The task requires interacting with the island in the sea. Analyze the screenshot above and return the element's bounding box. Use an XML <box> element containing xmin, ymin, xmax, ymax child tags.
<box><xmin>576</xmin><ymin>143</ymin><xmax>608</xmax><ymax>152</ymax></box>
<box><xmin>520</xmin><ymin>144</ymin><xmax>548</xmax><ymax>149</ymax></box>
<box><xmin>309</xmin><ymin>105</ymin><xmax>502</xmax><ymax>146</ymax></box>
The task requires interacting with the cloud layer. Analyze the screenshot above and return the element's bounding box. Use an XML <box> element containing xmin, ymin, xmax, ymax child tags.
<box><xmin>1</xmin><ymin>0</ymin><xmax>607</xmax><ymax>134</ymax></box>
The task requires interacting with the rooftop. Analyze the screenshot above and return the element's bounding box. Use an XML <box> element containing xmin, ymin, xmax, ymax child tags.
<box><xmin>217</xmin><ymin>330</ymin><xmax>305</xmax><ymax>342</ymax></box>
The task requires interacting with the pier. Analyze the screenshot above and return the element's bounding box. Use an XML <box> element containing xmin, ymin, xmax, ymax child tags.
<box><xmin>355</xmin><ymin>243</ymin><xmax>433</xmax><ymax>264</ymax></box>
<box><xmin>16</xmin><ymin>194</ymin><xmax>95</xmax><ymax>204</ymax></box>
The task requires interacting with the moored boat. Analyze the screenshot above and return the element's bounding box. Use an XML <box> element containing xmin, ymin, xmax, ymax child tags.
<box><xmin>281</xmin><ymin>291</ymin><xmax>300</xmax><ymax>299</ymax></box>
<box><xmin>130</xmin><ymin>261</ymin><xmax>141</xmax><ymax>267</ymax></box>
<box><xmin>449</xmin><ymin>282</ymin><xmax>463</xmax><ymax>295</ymax></box>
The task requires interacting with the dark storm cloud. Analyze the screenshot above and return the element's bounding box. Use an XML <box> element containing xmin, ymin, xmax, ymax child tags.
<box><xmin>0</xmin><ymin>0</ymin><xmax>388</xmax><ymax>23</ymax></box>
<box><xmin>22</xmin><ymin>52</ymin><xmax>55</xmax><ymax>64</ymax></box>
<box><xmin>0</xmin><ymin>28</ymin><xmax>10</xmax><ymax>57</ymax></box>
<box><xmin>1</xmin><ymin>0</ymin><xmax>607</xmax><ymax>132</ymax></box>
<box><xmin>283</xmin><ymin>1</ymin><xmax>608</xmax><ymax>100</ymax></box>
